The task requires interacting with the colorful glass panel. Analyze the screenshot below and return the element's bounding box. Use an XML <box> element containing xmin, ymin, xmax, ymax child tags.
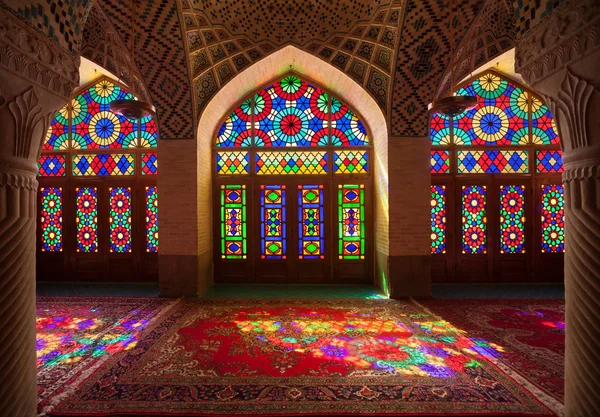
<box><xmin>338</xmin><ymin>185</ymin><xmax>365</xmax><ymax>259</ymax></box>
<box><xmin>139</xmin><ymin>115</ymin><xmax>158</xmax><ymax>147</ymax></box>
<box><xmin>454</xmin><ymin>73</ymin><xmax>529</xmax><ymax>145</ymax></box>
<box><xmin>430</xmin><ymin>113</ymin><xmax>451</xmax><ymax>145</ymax></box>
<box><xmin>431</xmin><ymin>185</ymin><xmax>446</xmax><ymax>254</ymax></box>
<box><xmin>334</xmin><ymin>151</ymin><xmax>368</xmax><ymax>174</ymax></box>
<box><xmin>462</xmin><ymin>185</ymin><xmax>487</xmax><ymax>254</ymax></box>
<box><xmin>141</xmin><ymin>153</ymin><xmax>158</xmax><ymax>175</ymax></box>
<box><xmin>541</xmin><ymin>185</ymin><xmax>565</xmax><ymax>253</ymax></box>
<box><xmin>256</xmin><ymin>151</ymin><xmax>328</xmax><ymax>175</ymax></box>
<box><xmin>146</xmin><ymin>186</ymin><xmax>159</xmax><ymax>253</ymax></box>
<box><xmin>75</xmin><ymin>187</ymin><xmax>98</xmax><ymax>253</ymax></box>
<box><xmin>40</xmin><ymin>187</ymin><xmax>63</xmax><ymax>252</ymax></box>
<box><xmin>260</xmin><ymin>185</ymin><xmax>286</xmax><ymax>259</ymax></box>
<box><xmin>499</xmin><ymin>185</ymin><xmax>526</xmax><ymax>254</ymax></box>
<box><xmin>330</xmin><ymin>97</ymin><xmax>369</xmax><ymax>146</ymax></box>
<box><xmin>43</xmin><ymin>103</ymin><xmax>70</xmax><ymax>150</ymax></box>
<box><xmin>72</xmin><ymin>154</ymin><xmax>134</xmax><ymax>176</ymax></box>
<box><xmin>38</xmin><ymin>154</ymin><xmax>66</xmax><ymax>176</ymax></box>
<box><xmin>530</xmin><ymin>97</ymin><xmax>560</xmax><ymax>145</ymax></box>
<box><xmin>216</xmin><ymin>152</ymin><xmax>249</xmax><ymax>175</ymax></box>
<box><xmin>220</xmin><ymin>185</ymin><xmax>247</xmax><ymax>259</ymax></box>
<box><xmin>298</xmin><ymin>185</ymin><xmax>325</xmax><ymax>259</ymax></box>
<box><xmin>216</xmin><ymin>99</ymin><xmax>253</xmax><ymax>147</ymax></box>
<box><xmin>109</xmin><ymin>187</ymin><xmax>132</xmax><ymax>253</ymax></box>
<box><xmin>536</xmin><ymin>150</ymin><xmax>563</xmax><ymax>173</ymax></box>
<box><xmin>457</xmin><ymin>150</ymin><xmax>528</xmax><ymax>174</ymax></box>
<box><xmin>430</xmin><ymin>150</ymin><xmax>450</xmax><ymax>174</ymax></box>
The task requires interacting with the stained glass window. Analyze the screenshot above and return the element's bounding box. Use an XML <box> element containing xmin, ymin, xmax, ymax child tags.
<box><xmin>221</xmin><ymin>185</ymin><xmax>247</xmax><ymax>259</ymax></box>
<box><xmin>298</xmin><ymin>185</ymin><xmax>325</xmax><ymax>259</ymax></box>
<box><xmin>260</xmin><ymin>185</ymin><xmax>286</xmax><ymax>259</ymax></box>
<box><xmin>462</xmin><ymin>185</ymin><xmax>487</xmax><ymax>254</ymax></box>
<box><xmin>145</xmin><ymin>186</ymin><xmax>159</xmax><ymax>253</ymax></box>
<box><xmin>256</xmin><ymin>151</ymin><xmax>328</xmax><ymax>175</ymax></box>
<box><xmin>430</xmin><ymin>150</ymin><xmax>450</xmax><ymax>174</ymax></box>
<box><xmin>431</xmin><ymin>185</ymin><xmax>446</xmax><ymax>254</ymax></box>
<box><xmin>530</xmin><ymin>97</ymin><xmax>560</xmax><ymax>145</ymax></box>
<box><xmin>76</xmin><ymin>187</ymin><xmax>98</xmax><ymax>253</ymax></box>
<box><xmin>38</xmin><ymin>155</ymin><xmax>66</xmax><ymax>177</ymax></box>
<box><xmin>541</xmin><ymin>185</ymin><xmax>565</xmax><ymax>253</ymax></box>
<box><xmin>109</xmin><ymin>187</ymin><xmax>132</xmax><ymax>253</ymax></box>
<box><xmin>430</xmin><ymin>113</ymin><xmax>451</xmax><ymax>146</ymax></box>
<box><xmin>216</xmin><ymin>152</ymin><xmax>249</xmax><ymax>175</ymax></box>
<box><xmin>536</xmin><ymin>150</ymin><xmax>563</xmax><ymax>173</ymax></box>
<box><xmin>43</xmin><ymin>104</ymin><xmax>70</xmax><ymax>150</ymax></box>
<box><xmin>40</xmin><ymin>187</ymin><xmax>63</xmax><ymax>252</ymax></box>
<box><xmin>141</xmin><ymin>153</ymin><xmax>158</xmax><ymax>175</ymax></box>
<box><xmin>216</xmin><ymin>99</ymin><xmax>253</xmax><ymax>147</ymax></box>
<box><xmin>139</xmin><ymin>115</ymin><xmax>158</xmax><ymax>148</ymax></box>
<box><xmin>334</xmin><ymin>151</ymin><xmax>368</xmax><ymax>174</ymax></box>
<box><xmin>457</xmin><ymin>150</ymin><xmax>528</xmax><ymax>174</ymax></box>
<box><xmin>499</xmin><ymin>185</ymin><xmax>526</xmax><ymax>254</ymax></box>
<box><xmin>72</xmin><ymin>154</ymin><xmax>135</xmax><ymax>176</ymax></box>
<box><xmin>338</xmin><ymin>185</ymin><xmax>365</xmax><ymax>259</ymax></box>
<box><xmin>330</xmin><ymin>98</ymin><xmax>369</xmax><ymax>146</ymax></box>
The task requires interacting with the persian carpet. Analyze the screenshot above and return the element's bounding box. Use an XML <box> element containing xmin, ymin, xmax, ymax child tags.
<box><xmin>419</xmin><ymin>299</ymin><xmax>564</xmax><ymax>403</ymax></box>
<box><xmin>45</xmin><ymin>298</ymin><xmax>559</xmax><ymax>416</ymax></box>
<box><xmin>36</xmin><ymin>297</ymin><xmax>174</xmax><ymax>414</ymax></box>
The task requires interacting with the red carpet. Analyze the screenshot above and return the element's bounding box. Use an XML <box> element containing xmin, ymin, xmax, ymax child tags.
<box><xmin>42</xmin><ymin>298</ymin><xmax>559</xmax><ymax>416</ymax></box>
<box><xmin>419</xmin><ymin>299</ymin><xmax>564</xmax><ymax>403</ymax></box>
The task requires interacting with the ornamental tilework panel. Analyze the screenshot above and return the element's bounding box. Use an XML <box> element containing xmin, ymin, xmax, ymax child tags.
<box><xmin>515</xmin><ymin>0</ymin><xmax>566</xmax><ymax>38</ymax></box>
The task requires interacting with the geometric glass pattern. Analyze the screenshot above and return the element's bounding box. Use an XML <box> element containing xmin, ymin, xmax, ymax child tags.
<box><xmin>499</xmin><ymin>185</ymin><xmax>526</xmax><ymax>254</ymax></box>
<box><xmin>75</xmin><ymin>187</ymin><xmax>98</xmax><ymax>253</ymax></box>
<box><xmin>38</xmin><ymin>154</ymin><xmax>66</xmax><ymax>176</ymax></box>
<box><xmin>530</xmin><ymin>97</ymin><xmax>560</xmax><ymax>145</ymax></box>
<box><xmin>109</xmin><ymin>187</ymin><xmax>132</xmax><ymax>253</ymax></box>
<box><xmin>330</xmin><ymin>97</ymin><xmax>369</xmax><ymax>146</ymax></box>
<box><xmin>541</xmin><ymin>184</ymin><xmax>565</xmax><ymax>253</ymax></box>
<box><xmin>256</xmin><ymin>151</ymin><xmax>328</xmax><ymax>175</ymax></box>
<box><xmin>216</xmin><ymin>99</ymin><xmax>253</xmax><ymax>147</ymax></box>
<box><xmin>454</xmin><ymin>73</ymin><xmax>529</xmax><ymax>145</ymax></box>
<box><xmin>260</xmin><ymin>185</ymin><xmax>286</xmax><ymax>259</ymax></box>
<box><xmin>40</xmin><ymin>187</ymin><xmax>63</xmax><ymax>252</ymax></box>
<box><xmin>254</xmin><ymin>76</ymin><xmax>329</xmax><ymax>147</ymax></box>
<box><xmin>216</xmin><ymin>152</ymin><xmax>250</xmax><ymax>175</ymax></box>
<box><xmin>457</xmin><ymin>150</ymin><xmax>528</xmax><ymax>174</ymax></box>
<box><xmin>338</xmin><ymin>184</ymin><xmax>365</xmax><ymax>259</ymax></box>
<box><xmin>462</xmin><ymin>185</ymin><xmax>487</xmax><ymax>254</ymax></box>
<box><xmin>220</xmin><ymin>185</ymin><xmax>247</xmax><ymax>259</ymax></box>
<box><xmin>536</xmin><ymin>150</ymin><xmax>563</xmax><ymax>173</ymax></box>
<box><xmin>145</xmin><ymin>186</ymin><xmax>159</xmax><ymax>253</ymax></box>
<box><xmin>333</xmin><ymin>151</ymin><xmax>368</xmax><ymax>174</ymax></box>
<box><xmin>431</xmin><ymin>185</ymin><xmax>446</xmax><ymax>254</ymax></box>
<box><xmin>298</xmin><ymin>185</ymin><xmax>325</xmax><ymax>259</ymax></box>
<box><xmin>139</xmin><ymin>115</ymin><xmax>158</xmax><ymax>148</ymax></box>
<box><xmin>141</xmin><ymin>153</ymin><xmax>158</xmax><ymax>175</ymax></box>
<box><xmin>72</xmin><ymin>154</ymin><xmax>135</xmax><ymax>176</ymax></box>
<box><xmin>43</xmin><ymin>103</ymin><xmax>70</xmax><ymax>150</ymax></box>
<box><xmin>430</xmin><ymin>113</ymin><xmax>451</xmax><ymax>145</ymax></box>
<box><xmin>430</xmin><ymin>150</ymin><xmax>450</xmax><ymax>174</ymax></box>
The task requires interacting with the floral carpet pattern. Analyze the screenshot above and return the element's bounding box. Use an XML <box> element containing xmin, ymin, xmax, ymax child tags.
<box><xmin>419</xmin><ymin>299</ymin><xmax>565</xmax><ymax>402</ymax></box>
<box><xmin>42</xmin><ymin>298</ymin><xmax>560</xmax><ymax>416</ymax></box>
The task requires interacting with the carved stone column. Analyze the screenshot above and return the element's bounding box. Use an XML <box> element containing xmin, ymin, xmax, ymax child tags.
<box><xmin>516</xmin><ymin>1</ymin><xmax>600</xmax><ymax>415</ymax></box>
<box><xmin>0</xmin><ymin>9</ymin><xmax>79</xmax><ymax>417</ymax></box>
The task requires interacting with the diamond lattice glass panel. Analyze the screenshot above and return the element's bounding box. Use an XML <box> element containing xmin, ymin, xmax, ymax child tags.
<box><xmin>541</xmin><ymin>184</ymin><xmax>565</xmax><ymax>253</ymax></box>
<box><xmin>139</xmin><ymin>115</ymin><xmax>158</xmax><ymax>148</ymax></box>
<box><xmin>298</xmin><ymin>185</ymin><xmax>325</xmax><ymax>259</ymax></box>
<box><xmin>43</xmin><ymin>103</ymin><xmax>70</xmax><ymax>150</ymax></box>
<box><xmin>454</xmin><ymin>73</ymin><xmax>529</xmax><ymax>145</ymax></box>
<box><xmin>216</xmin><ymin>98</ymin><xmax>253</xmax><ymax>147</ymax></box>
<box><xmin>462</xmin><ymin>185</ymin><xmax>487</xmax><ymax>254</ymax></box>
<box><xmin>40</xmin><ymin>187</ymin><xmax>63</xmax><ymax>252</ymax></box>
<box><xmin>338</xmin><ymin>185</ymin><xmax>365</xmax><ymax>259</ymax></box>
<box><xmin>334</xmin><ymin>151</ymin><xmax>368</xmax><ymax>174</ymax></box>
<box><xmin>457</xmin><ymin>150</ymin><xmax>528</xmax><ymax>174</ymax></box>
<box><xmin>146</xmin><ymin>186</ymin><xmax>159</xmax><ymax>253</ymax></box>
<box><xmin>38</xmin><ymin>154</ymin><xmax>66</xmax><ymax>176</ymax></box>
<box><xmin>71</xmin><ymin>80</ymin><xmax>138</xmax><ymax>149</ymax></box>
<box><xmin>431</xmin><ymin>185</ymin><xmax>446</xmax><ymax>254</ymax></box>
<box><xmin>530</xmin><ymin>97</ymin><xmax>560</xmax><ymax>145</ymax></box>
<box><xmin>72</xmin><ymin>154</ymin><xmax>134</xmax><ymax>176</ymax></box>
<box><xmin>216</xmin><ymin>152</ymin><xmax>250</xmax><ymax>175</ymax></box>
<box><xmin>330</xmin><ymin>97</ymin><xmax>368</xmax><ymax>146</ymax></box>
<box><xmin>76</xmin><ymin>187</ymin><xmax>98</xmax><ymax>253</ymax></box>
<box><xmin>256</xmin><ymin>151</ymin><xmax>328</xmax><ymax>174</ymax></box>
<box><xmin>499</xmin><ymin>185</ymin><xmax>526</xmax><ymax>254</ymax></box>
<box><xmin>254</xmin><ymin>76</ymin><xmax>329</xmax><ymax>147</ymax></box>
<box><xmin>141</xmin><ymin>153</ymin><xmax>158</xmax><ymax>175</ymax></box>
<box><xmin>430</xmin><ymin>150</ymin><xmax>451</xmax><ymax>174</ymax></box>
<box><xmin>536</xmin><ymin>150</ymin><xmax>563</xmax><ymax>173</ymax></box>
<box><xmin>220</xmin><ymin>185</ymin><xmax>247</xmax><ymax>259</ymax></box>
<box><xmin>430</xmin><ymin>113</ymin><xmax>452</xmax><ymax>145</ymax></box>
<box><xmin>109</xmin><ymin>187</ymin><xmax>132</xmax><ymax>253</ymax></box>
<box><xmin>260</xmin><ymin>185</ymin><xmax>286</xmax><ymax>259</ymax></box>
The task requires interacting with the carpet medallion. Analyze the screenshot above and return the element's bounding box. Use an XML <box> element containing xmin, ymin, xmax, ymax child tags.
<box><xmin>45</xmin><ymin>298</ymin><xmax>558</xmax><ymax>416</ymax></box>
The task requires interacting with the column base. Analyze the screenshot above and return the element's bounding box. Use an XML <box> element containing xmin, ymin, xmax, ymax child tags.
<box><xmin>388</xmin><ymin>255</ymin><xmax>431</xmax><ymax>298</ymax></box>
